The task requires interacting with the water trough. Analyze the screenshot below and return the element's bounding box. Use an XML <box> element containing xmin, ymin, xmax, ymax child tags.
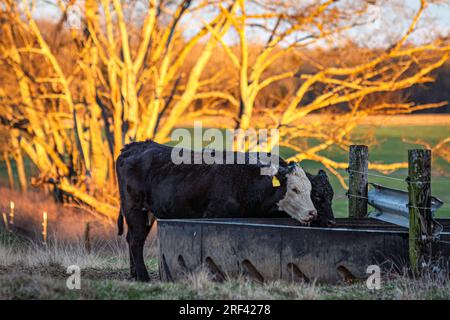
<box><xmin>158</xmin><ymin>218</ymin><xmax>450</xmax><ymax>283</ymax></box>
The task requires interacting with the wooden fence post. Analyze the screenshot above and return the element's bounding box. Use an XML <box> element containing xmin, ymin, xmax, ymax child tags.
<box><xmin>348</xmin><ymin>145</ymin><xmax>369</xmax><ymax>218</ymax></box>
<box><xmin>408</xmin><ymin>149</ymin><xmax>433</xmax><ymax>274</ymax></box>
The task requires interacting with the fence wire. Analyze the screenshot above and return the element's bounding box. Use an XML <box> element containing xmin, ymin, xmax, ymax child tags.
<box><xmin>339</xmin><ymin>162</ymin><xmax>450</xmax><ymax>250</ymax></box>
<box><xmin>334</xmin><ymin>167</ymin><xmax>450</xmax><ymax>246</ymax></box>
<box><xmin>346</xmin><ymin>169</ymin><xmax>404</xmax><ymax>182</ymax></box>
<box><xmin>346</xmin><ymin>169</ymin><xmax>450</xmax><ymax>184</ymax></box>
<box><xmin>344</xmin><ymin>168</ymin><xmax>450</xmax><ymax>212</ymax></box>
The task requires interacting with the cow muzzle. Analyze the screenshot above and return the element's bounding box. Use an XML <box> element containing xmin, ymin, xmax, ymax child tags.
<box><xmin>307</xmin><ymin>209</ymin><xmax>318</xmax><ymax>221</ymax></box>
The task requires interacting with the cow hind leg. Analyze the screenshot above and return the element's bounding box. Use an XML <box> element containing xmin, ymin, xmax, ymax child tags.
<box><xmin>130</xmin><ymin>235</ymin><xmax>150</xmax><ymax>281</ymax></box>
<box><xmin>126</xmin><ymin>210</ymin><xmax>151</xmax><ymax>281</ymax></box>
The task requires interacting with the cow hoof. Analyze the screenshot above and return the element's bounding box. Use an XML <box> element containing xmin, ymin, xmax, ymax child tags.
<box><xmin>136</xmin><ymin>275</ymin><xmax>150</xmax><ymax>282</ymax></box>
<box><xmin>136</xmin><ymin>271</ymin><xmax>150</xmax><ymax>282</ymax></box>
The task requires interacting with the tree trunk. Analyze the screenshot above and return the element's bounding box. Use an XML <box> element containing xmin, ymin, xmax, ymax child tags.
<box><xmin>3</xmin><ymin>152</ymin><xmax>14</xmax><ymax>190</ymax></box>
<box><xmin>10</xmin><ymin>131</ymin><xmax>27</xmax><ymax>192</ymax></box>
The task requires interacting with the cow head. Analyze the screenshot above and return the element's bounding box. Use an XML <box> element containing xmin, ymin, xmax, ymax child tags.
<box><xmin>275</xmin><ymin>163</ymin><xmax>317</xmax><ymax>224</ymax></box>
<box><xmin>309</xmin><ymin>169</ymin><xmax>336</xmax><ymax>227</ymax></box>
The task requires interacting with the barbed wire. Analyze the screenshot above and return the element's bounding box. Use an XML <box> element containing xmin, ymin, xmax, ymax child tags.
<box><xmin>409</xmin><ymin>237</ymin><xmax>450</xmax><ymax>245</ymax></box>
<box><xmin>337</xmin><ymin>165</ymin><xmax>450</xmax><ymax>243</ymax></box>
<box><xmin>347</xmin><ymin>193</ymin><xmax>371</xmax><ymax>200</ymax></box>
<box><xmin>356</xmin><ymin>183</ymin><xmax>447</xmax><ymax>242</ymax></box>
<box><xmin>345</xmin><ymin>169</ymin><xmax>450</xmax><ymax>184</ymax></box>
<box><xmin>346</xmin><ymin>169</ymin><xmax>404</xmax><ymax>181</ymax></box>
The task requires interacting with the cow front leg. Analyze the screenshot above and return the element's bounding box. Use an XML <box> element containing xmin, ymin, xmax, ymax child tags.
<box><xmin>130</xmin><ymin>235</ymin><xmax>150</xmax><ymax>281</ymax></box>
<box><xmin>126</xmin><ymin>232</ymin><xmax>136</xmax><ymax>279</ymax></box>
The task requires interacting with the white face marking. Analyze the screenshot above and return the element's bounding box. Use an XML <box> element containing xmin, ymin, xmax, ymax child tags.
<box><xmin>277</xmin><ymin>166</ymin><xmax>317</xmax><ymax>223</ymax></box>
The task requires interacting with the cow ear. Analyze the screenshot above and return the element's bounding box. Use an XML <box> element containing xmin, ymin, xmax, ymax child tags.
<box><xmin>289</xmin><ymin>161</ymin><xmax>302</xmax><ymax>168</ymax></box>
<box><xmin>318</xmin><ymin>169</ymin><xmax>328</xmax><ymax>178</ymax></box>
<box><xmin>287</xmin><ymin>161</ymin><xmax>298</xmax><ymax>172</ymax></box>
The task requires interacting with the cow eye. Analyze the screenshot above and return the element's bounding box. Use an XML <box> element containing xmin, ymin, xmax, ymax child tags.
<box><xmin>292</xmin><ymin>188</ymin><xmax>300</xmax><ymax>194</ymax></box>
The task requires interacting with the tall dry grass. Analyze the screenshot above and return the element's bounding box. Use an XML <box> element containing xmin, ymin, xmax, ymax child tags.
<box><xmin>0</xmin><ymin>186</ymin><xmax>117</xmax><ymax>242</ymax></box>
<box><xmin>0</xmin><ymin>225</ymin><xmax>448</xmax><ymax>299</ymax></box>
<box><xmin>0</xmin><ymin>227</ymin><xmax>158</xmax><ymax>272</ymax></box>
<box><xmin>177</xmin><ymin>264</ymin><xmax>450</xmax><ymax>299</ymax></box>
<box><xmin>0</xmin><ymin>185</ymin><xmax>158</xmax><ymax>278</ymax></box>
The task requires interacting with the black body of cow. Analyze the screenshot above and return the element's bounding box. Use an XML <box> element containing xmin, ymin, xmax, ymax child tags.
<box><xmin>307</xmin><ymin>170</ymin><xmax>335</xmax><ymax>227</ymax></box>
<box><xmin>116</xmin><ymin>140</ymin><xmax>334</xmax><ymax>281</ymax></box>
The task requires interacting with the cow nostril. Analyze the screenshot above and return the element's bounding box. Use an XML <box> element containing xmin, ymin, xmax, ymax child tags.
<box><xmin>309</xmin><ymin>210</ymin><xmax>317</xmax><ymax>218</ymax></box>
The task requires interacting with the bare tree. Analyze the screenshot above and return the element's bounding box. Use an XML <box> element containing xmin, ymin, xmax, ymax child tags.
<box><xmin>0</xmin><ymin>0</ymin><xmax>448</xmax><ymax>218</ymax></box>
<box><xmin>205</xmin><ymin>0</ymin><xmax>449</xmax><ymax>185</ymax></box>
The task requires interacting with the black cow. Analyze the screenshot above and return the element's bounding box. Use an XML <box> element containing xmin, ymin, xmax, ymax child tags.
<box><xmin>116</xmin><ymin>140</ymin><xmax>334</xmax><ymax>281</ymax></box>
<box><xmin>307</xmin><ymin>170</ymin><xmax>335</xmax><ymax>227</ymax></box>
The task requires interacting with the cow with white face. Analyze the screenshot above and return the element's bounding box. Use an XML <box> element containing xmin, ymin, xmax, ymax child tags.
<box><xmin>276</xmin><ymin>164</ymin><xmax>317</xmax><ymax>223</ymax></box>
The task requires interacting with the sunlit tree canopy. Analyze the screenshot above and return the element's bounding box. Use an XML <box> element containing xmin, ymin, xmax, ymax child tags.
<box><xmin>0</xmin><ymin>0</ymin><xmax>449</xmax><ymax>218</ymax></box>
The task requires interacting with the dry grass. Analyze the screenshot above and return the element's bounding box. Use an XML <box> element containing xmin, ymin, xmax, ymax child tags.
<box><xmin>0</xmin><ymin>238</ymin><xmax>125</xmax><ymax>270</ymax></box>
<box><xmin>0</xmin><ymin>229</ymin><xmax>449</xmax><ymax>300</ymax></box>
<box><xmin>1</xmin><ymin>215</ymin><xmax>449</xmax><ymax>300</ymax></box>
<box><xmin>178</xmin><ymin>263</ymin><xmax>450</xmax><ymax>300</ymax></box>
<box><xmin>181</xmin><ymin>269</ymin><xmax>320</xmax><ymax>300</ymax></box>
<box><xmin>0</xmin><ymin>187</ymin><xmax>449</xmax><ymax>300</ymax></box>
<box><xmin>0</xmin><ymin>228</ymin><xmax>159</xmax><ymax>270</ymax></box>
<box><xmin>0</xmin><ymin>187</ymin><xmax>116</xmax><ymax>242</ymax></box>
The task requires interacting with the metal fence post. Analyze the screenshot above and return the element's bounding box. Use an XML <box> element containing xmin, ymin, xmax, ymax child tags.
<box><xmin>348</xmin><ymin>145</ymin><xmax>369</xmax><ymax>218</ymax></box>
<box><xmin>408</xmin><ymin>149</ymin><xmax>433</xmax><ymax>274</ymax></box>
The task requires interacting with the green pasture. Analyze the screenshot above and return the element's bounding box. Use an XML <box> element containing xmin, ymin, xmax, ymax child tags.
<box><xmin>282</xmin><ymin>126</ymin><xmax>450</xmax><ymax>218</ymax></box>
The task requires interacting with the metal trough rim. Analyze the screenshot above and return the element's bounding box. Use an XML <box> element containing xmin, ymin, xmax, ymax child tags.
<box><xmin>157</xmin><ymin>218</ymin><xmax>411</xmax><ymax>234</ymax></box>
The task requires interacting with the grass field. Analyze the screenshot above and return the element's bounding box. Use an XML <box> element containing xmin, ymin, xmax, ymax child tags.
<box><xmin>1</xmin><ymin>230</ymin><xmax>449</xmax><ymax>300</ymax></box>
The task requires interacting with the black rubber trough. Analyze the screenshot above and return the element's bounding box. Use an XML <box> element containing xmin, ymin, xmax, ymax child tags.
<box><xmin>157</xmin><ymin>218</ymin><xmax>450</xmax><ymax>283</ymax></box>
